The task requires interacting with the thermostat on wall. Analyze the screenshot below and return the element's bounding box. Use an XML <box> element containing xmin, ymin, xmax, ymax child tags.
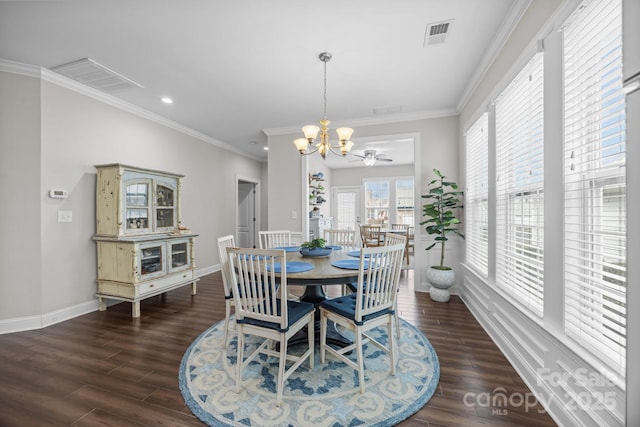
<box><xmin>49</xmin><ymin>189</ymin><xmax>68</xmax><ymax>199</ymax></box>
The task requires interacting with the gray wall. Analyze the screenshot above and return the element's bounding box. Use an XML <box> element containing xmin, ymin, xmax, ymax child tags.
<box><xmin>0</xmin><ymin>72</ymin><xmax>42</xmax><ymax>321</ymax></box>
<box><xmin>267</xmin><ymin>115</ymin><xmax>460</xmax><ymax>292</ymax></box>
<box><xmin>0</xmin><ymin>69</ymin><xmax>263</xmax><ymax>329</ymax></box>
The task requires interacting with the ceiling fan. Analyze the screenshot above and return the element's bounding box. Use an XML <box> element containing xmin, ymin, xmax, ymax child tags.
<box><xmin>351</xmin><ymin>149</ymin><xmax>393</xmax><ymax>166</ymax></box>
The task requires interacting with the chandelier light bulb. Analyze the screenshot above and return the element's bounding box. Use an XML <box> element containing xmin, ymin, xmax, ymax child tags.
<box><xmin>302</xmin><ymin>125</ymin><xmax>320</xmax><ymax>141</ymax></box>
<box><xmin>336</xmin><ymin>127</ymin><xmax>354</xmax><ymax>142</ymax></box>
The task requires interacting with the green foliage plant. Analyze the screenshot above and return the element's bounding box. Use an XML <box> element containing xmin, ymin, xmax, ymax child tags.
<box><xmin>300</xmin><ymin>237</ymin><xmax>326</xmax><ymax>249</ymax></box>
<box><xmin>420</xmin><ymin>169</ymin><xmax>465</xmax><ymax>270</ymax></box>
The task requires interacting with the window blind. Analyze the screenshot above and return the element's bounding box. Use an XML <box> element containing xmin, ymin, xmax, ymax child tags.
<box><xmin>495</xmin><ymin>52</ymin><xmax>544</xmax><ymax>317</ymax></box>
<box><xmin>465</xmin><ymin>113</ymin><xmax>489</xmax><ymax>277</ymax></box>
<box><xmin>563</xmin><ymin>0</ymin><xmax>626</xmax><ymax>373</ymax></box>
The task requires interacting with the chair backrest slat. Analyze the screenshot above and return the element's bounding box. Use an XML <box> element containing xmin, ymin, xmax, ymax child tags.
<box><xmin>356</xmin><ymin>243</ymin><xmax>405</xmax><ymax>321</ymax></box>
<box><xmin>259</xmin><ymin>230</ymin><xmax>292</xmax><ymax>249</ymax></box>
<box><xmin>227</xmin><ymin>247</ymin><xmax>287</xmax><ymax>328</ymax></box>
<box><xmin>323</xmin><ymin>229</ymin><xmax>357</xmax><ymax>251</ymax></box>
<box><xmin>384</xmin><ymin>232</ymin><xmax>406</xmax><ymax>248</ymax></box>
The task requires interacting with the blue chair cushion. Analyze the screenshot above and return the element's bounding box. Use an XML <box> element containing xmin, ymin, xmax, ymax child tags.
<box><xmin>237</xmin><ymin>300</ymin><xmax>314</xmax><ymax>333</ymax></box>
<box><xmin>320</xmin><ymin>294</ymin><xmax>394</xmax><ymax>326</ymax></box>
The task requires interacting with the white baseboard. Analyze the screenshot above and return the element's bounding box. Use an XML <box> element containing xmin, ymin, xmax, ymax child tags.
<box><xmin>0</xmin><ymin>264</ymin><xmax>222</xmax><ymax>335</ymax></box>
<box><xmin>0</xmin><ymin>299</ymin><xmax>99</xmax><ymax>335</ymax></box>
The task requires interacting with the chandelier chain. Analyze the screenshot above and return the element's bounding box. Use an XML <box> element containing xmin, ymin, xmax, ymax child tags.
<box><xmin>323</xmin><ymin>59</ymin><xmax>327</xmax><ymax>120</ymax></box>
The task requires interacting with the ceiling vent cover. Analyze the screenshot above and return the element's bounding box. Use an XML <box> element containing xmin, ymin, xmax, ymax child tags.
<box><xmin>424</xmin><ymin>20</ymin><xmax>454</xmax><ymax>46</ymax></box>
<box><xmin>50</xmin><ymin>58</ymin><xmax>144</xmax><ymax>92</ymax></box>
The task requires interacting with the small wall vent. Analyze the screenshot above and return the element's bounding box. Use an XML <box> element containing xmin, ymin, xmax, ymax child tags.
<box><xmin>424</xmin><ymin>20</ymin><xmax>454</xmax><ymax>46</ymax></box>
<box><xmin>50</xmin><ymin>58</ymin><xmax>143</xmax><ymax>92</ymax></box>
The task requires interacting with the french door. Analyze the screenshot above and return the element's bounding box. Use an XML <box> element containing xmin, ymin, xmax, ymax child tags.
<box><xmin>331</xmin><ymin>187</ymin><xmax>361</xmax><ymax>230</ymax></box>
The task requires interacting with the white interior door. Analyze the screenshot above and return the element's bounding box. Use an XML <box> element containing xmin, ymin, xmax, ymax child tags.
<box><xmin>331</xmin><ymin>186</ymin><xmax>361</xmax><ymax>230</ymax></box>
<box><xmin>237</xmin><ymin>181</ymin><xmax>256</xmax><ymax>247</ymax></box>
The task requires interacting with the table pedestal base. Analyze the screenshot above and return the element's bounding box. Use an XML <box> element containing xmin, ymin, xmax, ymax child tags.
<box><xmin>289</xmin><ymin>284</ymin><xmax>351</xmax><ymax>348</ymax></box>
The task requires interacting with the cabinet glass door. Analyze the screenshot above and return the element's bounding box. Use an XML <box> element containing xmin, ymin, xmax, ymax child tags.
<box><xmin>156</xmin><ymin>184</ymin><xmax>176</xmax><ymax>230</ymax></box>
<box><xmin>140</xmin><ymin>244</ymin><xmax>164</xmax><ymax>278</ymax></box>
<box><xmin>125</xmin><ymin>181</ymin><xmax>151</xmax><ymax>232</ymax></box>
<box><xmin>169</xmin><ymin>240</ymin><xmax>189</xmax><ymax>272</ymax></box>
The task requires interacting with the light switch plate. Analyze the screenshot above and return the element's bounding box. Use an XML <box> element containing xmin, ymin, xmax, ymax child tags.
<box><xmin>58</xmin><ymin>210</ymin><xmax>73</xmax><ymax>223</ymax></box>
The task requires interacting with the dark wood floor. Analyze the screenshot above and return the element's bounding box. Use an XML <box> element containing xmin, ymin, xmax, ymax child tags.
<box><xmin>0</xmin><ymin>271</ymin><xmax>557</xmax><ymax>426</ymax></box>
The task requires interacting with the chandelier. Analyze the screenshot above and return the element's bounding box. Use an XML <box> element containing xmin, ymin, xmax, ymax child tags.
<box><xmin>293</xmin><ymin>52</ymin><xmax>354</xmax><ymax>158</ymax></box>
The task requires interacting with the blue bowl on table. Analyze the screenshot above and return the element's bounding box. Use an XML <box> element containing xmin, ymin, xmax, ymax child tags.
<box><xmin>299</xmin><ymin>247</ymin><xmax>333</xmax><ymax>257</ymax></box>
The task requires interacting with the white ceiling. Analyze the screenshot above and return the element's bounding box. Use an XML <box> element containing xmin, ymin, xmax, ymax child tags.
<box><xmin>0</xmin><ymin>0</ymin><xmax>527</xmax><ymax>163</ymax></box>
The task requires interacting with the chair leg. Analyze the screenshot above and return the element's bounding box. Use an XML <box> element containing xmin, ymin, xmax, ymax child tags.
<box><xmin>235</xmin><ymin>329</ymin><xmax>244</xmax><ymax>393</ymax></box>
<box><xmin>320</xmin><ymin>311</ymin><xmax>327</xmax><ymax>363</ymax></box>
<box><xmin>356</xmin><ymin>329</ymin><xmax>365</xmax><ymax>394</ymax></box>
<box><xmin>223</xmin><ymin>301</ymin><xmax>231</xmax><ymax>348</ymax></box>
<box><xmin>395</xmin><ymin>313</ymin><xmax>401</xmax><ymax>338</ymax></box>
<box><xmin>307</xmin><ymin>317</ymin><xmax>315</xmax><ymax>369</ymax></box>
<box><xmin>388</xmin><ymin>319</ymin><xmax>397</xmax><ymax>375</ymax></box>
<box><xmin>276</xmin><ymin>337</ymin><xmax>287</xmax><ymax>406</ymax></box>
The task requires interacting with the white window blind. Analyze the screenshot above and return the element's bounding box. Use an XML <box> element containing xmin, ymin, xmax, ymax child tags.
<box><xmin>563</xmin><ymin>0</ymin><xmax>626</xmax><ymax>373</ymax></box>
<box><xmin>495</xmin><ymin>52</ymin><xmax>544</xmax><ymax>317</ymax></box>
<box><xmin>465</xmin><ymin>113</ymin><xmax>489</xmax><ymax>277</ymax></box>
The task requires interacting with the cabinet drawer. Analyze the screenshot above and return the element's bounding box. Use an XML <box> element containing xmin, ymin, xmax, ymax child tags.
<box><xmin>138</xmin><ymin>270</ymin><xmax>195</xmax><ymax>296</ymax></box>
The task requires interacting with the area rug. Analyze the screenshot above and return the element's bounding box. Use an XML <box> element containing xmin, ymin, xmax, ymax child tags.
<box><xmin>179</xmin><ymin>317</ymin><xmax>439</xmax><ymax>427</ymax></box>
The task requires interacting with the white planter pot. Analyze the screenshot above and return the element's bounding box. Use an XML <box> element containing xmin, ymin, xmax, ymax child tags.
<box><xmin>426</xmin><ymin>267</ymin><xmax>455</xmax><ymax>302</ymax></box>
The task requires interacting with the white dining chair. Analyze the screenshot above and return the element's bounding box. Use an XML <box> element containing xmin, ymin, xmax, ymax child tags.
<box><xmin>226</xmin><ymin>247</ymin><xmax>315</xmax><ymax>405</ymax></box>
<box><xmin>319</xmin><ymin>242</ymin><xmax>405</xmax><ymax>394</ymax></box>
<box><xmin>323</xmin><ymin>229</ymin><xmax>359</xmax><ymax>295</ymax></box>
<box><xmin>259</xmin><ymin>230</ymin><xmax>292</xmax><ymax>249</ymax></box>
<box><xmin>216</xmin><ymin>235</ymin><xmax>236</xmax><ymax>347</ymax></box>
<box><xmin>323</xmin><ymin>229</ymin><xmax>357</xmax><ymax>250</ymax></box>
<box><xmin>384</xmin><ymin>233</ymin><xmax>407</xmax><ymax>337</ymax></box>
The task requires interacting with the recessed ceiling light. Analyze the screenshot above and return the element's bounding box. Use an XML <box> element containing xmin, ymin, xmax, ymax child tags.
<box><xmin>161</xmin><ymin>97</ymin><xmax>173</xmax><ymax>104</ymax></box>
<box><xmin>263</xmin><ymin>146</ymin><xmax>269</xmax><ymax>151</ymax></box>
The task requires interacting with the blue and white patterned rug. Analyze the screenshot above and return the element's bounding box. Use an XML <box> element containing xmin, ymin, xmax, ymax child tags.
<box><xmin>179</xmin><ymin>317</ymin><xmax>439</xmax><ymax>427</ymax></box>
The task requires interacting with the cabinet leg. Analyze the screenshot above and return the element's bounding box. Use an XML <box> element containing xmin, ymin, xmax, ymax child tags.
<box><xmin>191</xmin><ymin>282</ymin><xmax>197</xmax><ymax>295</ymax></box>
<box><xmin>132</xmin><ymin>301</ymin><xmax>141</xmax><ymax>318</ymax></box>
<box><xmin>98</xmin><ymin>297</ymin><xmax>106</xmax><ymax>311</ymax></box>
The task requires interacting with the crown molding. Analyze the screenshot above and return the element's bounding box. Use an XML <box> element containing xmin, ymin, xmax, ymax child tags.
<box><xmin>0</xmin><ymin>58</ymin><xmax>42</xmax><ymax>77</ymax></box>
<box><xmin>456</xmin><ymin>0</ymin><xmax>532</xmax><ymax>112</ymax></box>
<box><xmin>262</xmin><ymin>108</ymin><xmax>458</xmax><ymax>137</ymax></box>
<box><xmin>0</xmin><ymin>58</ymin><xmax>263</xmax><ymax>163</ymax></box>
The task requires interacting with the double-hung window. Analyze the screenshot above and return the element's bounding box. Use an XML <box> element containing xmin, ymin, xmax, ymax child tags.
<box><xmin>363</xmin><ymin>178</ymin><xmax>414</xmax><ymax>228</ymax></box>
<box><xmin>464</xmin><ymin>113</ymin><xmax>489</xmax><ymax>277</ymax></box>
<box><xmin>563</xmin><ymin>0</ymin><xmax>626</xmax><ymax>373</ymax></box>
<box><xmin>495</xmin><ymin>52</ymin><xmax>545</xmax><ymax>318</ymax></box>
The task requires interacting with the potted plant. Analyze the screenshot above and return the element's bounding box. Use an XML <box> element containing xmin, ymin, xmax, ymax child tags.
<box><xmin>420</xmin><ymin>169</ymin><xmax>465</xmax><ymax>302</ymax></box>
<box><xmin>299</xmin><ymin>237</ymin><xmax>332</xmax><ymax>257</ymax></box>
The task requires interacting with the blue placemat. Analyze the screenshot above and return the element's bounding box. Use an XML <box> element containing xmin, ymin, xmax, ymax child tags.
<box><xmin>267</xmin><ymin>261</ymin><xmax>314</xmax><ymax>273</ymax></box>
<box><xmin>331</xmin><ymin>259</ymin><xmax>369</xmax><ymax>270</ymax></box>
<box><xmin>347</xmin><ymin>250</ymin><xmax>373</xmax><ymax>258</ymax></box>
<box><xmin>273</xmin><ymin>246</ymin><xmax>301</xmax><ymax>252</ymax></box>
<box><xmin>325</xmin><ymin>245</ymin><xmax>343</xmax><ymax>251</ymax></box>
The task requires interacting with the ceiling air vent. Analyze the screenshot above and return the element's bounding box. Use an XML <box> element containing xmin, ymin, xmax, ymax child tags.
<box><xmin>424</xmin><ymin>20</ymin><xmax>454</xmax><ymax>46</ymax></box>
<box><xmin>50</xmin><ymin>58</ymin><xmax>143</xmax><ymax>92</ymax></box>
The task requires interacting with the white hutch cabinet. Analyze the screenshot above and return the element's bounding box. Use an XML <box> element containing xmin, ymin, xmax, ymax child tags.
<box><xmin>93</xmin><ymin>164</ymin><xmax>198</xmax><ymax>317</ymax></box>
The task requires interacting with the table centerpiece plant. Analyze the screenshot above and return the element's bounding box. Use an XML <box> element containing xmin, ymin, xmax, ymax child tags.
<box><xmin>300</xmin><ymin>237</ymin><xmax>332</xmax><ymax>257</ymax></box>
